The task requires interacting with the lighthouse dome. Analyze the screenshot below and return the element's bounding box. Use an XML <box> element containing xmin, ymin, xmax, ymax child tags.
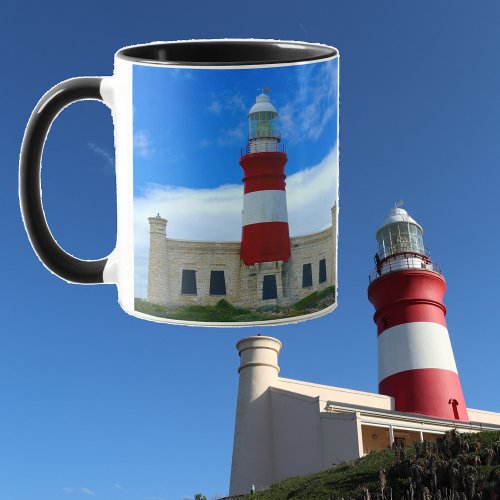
<box><xmin>376</xmin><ymin>207</ymin><xmax>422</xmax><ymax>236</ymax></box>
<box><xmin>249</xmin><ymin>93</ymin><xmax>278</xmax><ymax>115</ymax></box>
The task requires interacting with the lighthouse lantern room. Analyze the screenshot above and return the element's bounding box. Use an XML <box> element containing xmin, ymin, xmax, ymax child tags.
<box><xmin>247</xmin><ymin>91</ymin><xmax>281</xmax><ymax>153</ymax></box>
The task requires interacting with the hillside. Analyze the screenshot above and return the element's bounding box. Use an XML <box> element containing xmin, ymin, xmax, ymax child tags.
<box><xmin>232</xmin><ymin>430</ymin><xmax>500</xmax><ymax>499</ymax></box>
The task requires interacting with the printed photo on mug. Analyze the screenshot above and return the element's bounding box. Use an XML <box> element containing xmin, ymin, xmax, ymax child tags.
<box><xmin>133</xmin><ymin>58</ymin><xmax>339</xmax><ymax>323</ymax></box>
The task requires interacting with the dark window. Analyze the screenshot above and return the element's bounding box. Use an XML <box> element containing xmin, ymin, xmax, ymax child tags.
<box><xmin>302</xmin><ymin>263</ymin><xmax>313</xmax><ymax>288</ymax></box>
<box><xmin>181</xmin><ymin>269</ymin><xmax>197</xmax><ymax>294</ymax></box>
<box><xmin>262</xmin><ymin>275</ymin><xmax>278</xmax><ymax>300</ymax></box>
<box><xmin>394</xmin><ymin>437</ymin><xmax>406</xmax><ymax>447</ymax></box>
<box><xmin>319</xmin><ymin>258</ymin><xmax>327</xmax><ymax>283</ymax></box>
<box><xmin>210</xmin><ymin>270</ymin><xmax>226</xmax><ymax>295</ymax></box>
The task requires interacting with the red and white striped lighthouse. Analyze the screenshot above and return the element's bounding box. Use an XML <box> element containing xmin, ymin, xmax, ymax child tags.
<box><xmin>367</xmin><ymin>207</ymin><xmax>469</xmax><ymax>422</ymax></box>
<box><xmin>240</xmin><ymin>90</ymin><xmax>291</xmax><ymax>266</ymax></box>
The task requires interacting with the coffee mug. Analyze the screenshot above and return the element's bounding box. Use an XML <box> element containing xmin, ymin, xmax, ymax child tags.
<box><xmin>20</xmin><ymin>39</ymin><xmax>339</xmax><ymax>326</ymax></box>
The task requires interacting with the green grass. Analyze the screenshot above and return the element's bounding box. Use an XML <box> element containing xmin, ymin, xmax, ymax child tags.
<box><xmin>135</xmin><ymin>286</ymin><xmax>335</xmax><ymax>323</ymax></box>
<box><xmin>293</xmin><ymin>286</ymin><xmax>336</xmax><ymax>311</ymax></box>
<box><xmin>234</xmin><ymin>430</ymin><xmax>500</xmax><ymax>499</ymax></box>
<box><xmin>239</xmin><ymin>449</ymin><xmax>396</xmax><ymax>500</ymax></box>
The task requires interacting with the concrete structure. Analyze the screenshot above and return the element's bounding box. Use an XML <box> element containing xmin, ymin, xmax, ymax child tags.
<box><xmin>146</xmin><ymin>91</ymin><xmax>337</xmax><ymax>311</ymax></box>
<box><xmin>368</xmin><ymin>208</ymin><xmax>468</xmax><ymax>421</ymax></box>
<box><xmin>228</xmin><ymin>207</ymin><xmax>500</xmax><ymax>496</ymax></box>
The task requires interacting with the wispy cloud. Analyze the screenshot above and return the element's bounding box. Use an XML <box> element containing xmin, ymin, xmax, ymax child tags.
<box><xmin>134</xmin><ymin>130</ymin><xmax>154</xmax><ymax>158</ymax></box>
<box><xmin>199</xmin><ymin>138</ymin><xmax>212</xmax><ymax>148</ymax></box>
<box><xmin>208</xmin><ymin>100</ymin><xmax>222</xmax><ymax>115</ymax></box>
<box><xmin>216</xmin><ymin>122</ymin><xmax>246</xmax><ymax>146</ymax></box>
<box><xmin>133</xmin><ymin>144</ymin><xmax>338</xmax><ymax>297</ymax></box>
<box><xmin>88</xmin><ymin>142</ymin><xmax>114</xmax><ymax>168</ymax></box>
<box><xmin>207</xmin><ymin>90</ymin><xmax>247</xmax><ymax>116</ymax></box>
<box><xmin>115</xmin><ymin>483</ymin><xmax>124</xmax><ymax>490</ymax></box>
<box><xmin>62</xmin><ymin>487</ymin><xmax>96</xmax><ymax>496</ymax></box>
<box><xmin>279</xmin><ymin>60</ymin><xmax>338</xmax><ymax>144</ymax></box>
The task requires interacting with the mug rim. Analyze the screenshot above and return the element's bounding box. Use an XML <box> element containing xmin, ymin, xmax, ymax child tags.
<box><xmin>116</xmin><ymin>39</ymin><xmax>338</xmax><ymax>67</ymax></box>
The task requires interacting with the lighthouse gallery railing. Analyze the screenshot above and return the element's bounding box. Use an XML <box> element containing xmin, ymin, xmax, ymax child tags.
<box><xmin>369</xmin><ymin>253</ymin><xmax>442</xmax><ymax>283</ymax></box>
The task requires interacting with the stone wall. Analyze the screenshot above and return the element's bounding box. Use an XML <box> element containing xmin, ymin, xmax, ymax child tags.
<box><xmin>146</xmin><ymin>205</ymin><xmax>337</xmax><ymax>309</ymax></box>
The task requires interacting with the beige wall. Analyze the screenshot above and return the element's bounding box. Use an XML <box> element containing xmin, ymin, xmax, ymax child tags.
<box><xmin>277</xmin><ymin>377</ymin><xmax>394</xmax><ymax>411</ymax></box>
<box><xmin>361</xmin><ymin>425</ymin><xmax>391</xmax><ymax>453</ymax></box>
<box><xmin>270</xmin><ymin>390</ymin><xmax>324</xmax><ymax>482</ymax></box>
<box><xmin>321</xmin><ymin>412</ymin><xmax>362</xmax><ymax>466</ymax></box>
<box><xmin>468</xmin><ymin>408</ymin><xmax>500</xmax><ymax>426</ymax></box>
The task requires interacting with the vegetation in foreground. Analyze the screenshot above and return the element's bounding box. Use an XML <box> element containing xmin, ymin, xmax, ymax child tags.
<box><xmin>230</xmin><ymin>430</ymin><xmax>500</xmax><ymax>499</ymax></box>
<box><xmin>135</xmin><ymin>286</ymin><xmax>335</xmax><ymax>322</ymax></box>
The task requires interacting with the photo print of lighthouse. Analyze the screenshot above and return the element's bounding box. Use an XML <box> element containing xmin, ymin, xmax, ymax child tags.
<box><xmin>133</xmin><ymin>57</ymin><xmax>339</xmax><ymax>324</ymax></box>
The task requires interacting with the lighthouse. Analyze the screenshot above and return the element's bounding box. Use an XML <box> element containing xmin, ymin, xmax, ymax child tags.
<box><xmin>240</xmin><ymin>90</ymin><xmax>291</xmax><ymax>266</ymax></box>
<box><xmin>367</xmin><ymin>207</ymin><xmax>469</xmax><ymax>422</ymax></box>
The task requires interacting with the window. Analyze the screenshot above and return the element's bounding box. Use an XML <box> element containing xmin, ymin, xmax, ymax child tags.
<box><xmin>210</xmin><ymin>270</ymin><xmax>226</xmax><ymax>295</ymax></box>
<box><xmin>319</xmin><ymin>258</ymin><xmax>327</xmax><ymax>283</ymax></box>
<box><xmin>262</xmin><ymin>275</ymin><xmax>278</xmax><ymax>300</ymax></box>
<box><xmin>181</xmin><ymin>269</ymin><xmax>197</xmax><ymax>295</ymax></box>
<box><xmin>302</xmin><ymin>263</ymin><xmax>312</xmax><ymax>288</ymax></box>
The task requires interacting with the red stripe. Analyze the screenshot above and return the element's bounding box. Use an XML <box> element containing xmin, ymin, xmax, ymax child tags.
<box><xmin>240</xmin><ymin>152</ymin><xmax>288</xmax><ymax>194</ymax></box>
<box><xmin>241</xmin><ymin>222</ymin><xmax>291</xmax><ymax>265</ymax></box>
<box><xmin>368</xmin><ymin>270</ymin><xmax>447</xmax><ymax>335</ymax></box>
<box><xmin>379</xmin><ymin>368</ymin><xmax>469</xmax><ymax>422</ymax></box>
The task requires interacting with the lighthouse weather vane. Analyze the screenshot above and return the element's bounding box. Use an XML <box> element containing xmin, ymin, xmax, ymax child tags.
<box><xmin>258</xmin><ymin>86</ymin><xmax>271</xmax><ymax>94</ymax></box>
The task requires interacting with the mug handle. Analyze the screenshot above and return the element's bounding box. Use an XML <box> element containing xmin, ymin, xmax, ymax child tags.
<box><xmin>19</xmin><ymin>77</ymin><xmax>112</xmax><ymax>284</ymax></box>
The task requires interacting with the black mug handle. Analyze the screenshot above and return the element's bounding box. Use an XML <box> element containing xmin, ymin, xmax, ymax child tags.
<box><xmin>19</xmin><ymin>77</ymin><xmax>110</xmax><ymax>284</ymax></box>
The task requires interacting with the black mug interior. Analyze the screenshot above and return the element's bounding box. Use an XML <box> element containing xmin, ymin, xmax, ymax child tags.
<box><xmin>117</xmin><ymin>40</ymin><xmax>337</xmax><ymax>66</ymax></box>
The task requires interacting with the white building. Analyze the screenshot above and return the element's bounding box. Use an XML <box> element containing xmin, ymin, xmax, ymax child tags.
<box><xmin>229</xmin><ymin>335</ymin><xmax>500</xmax><ymax>497</ymax></box>
<box><xmin>229</xmin><ymin>207</ymin><xmax>500</xmax><ymax>496</ymax></box>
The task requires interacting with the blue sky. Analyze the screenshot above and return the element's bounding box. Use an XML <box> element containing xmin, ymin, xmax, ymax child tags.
<box><xmin>133</xmin><ymin>61</ymin><xmax>338</xmax><ymax>297</ymax></box>
<box><xmin>3</xmin><ymin>1</ymin><xmax>500</xmax><ymax>500</ymax></box>
<box><xmin>133</xmin><ymin>60</ymin><xmax>338</xmax><ymax>189</ymax></box>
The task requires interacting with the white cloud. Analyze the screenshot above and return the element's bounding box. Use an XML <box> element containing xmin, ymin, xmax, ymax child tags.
<box><xmin>134</xmin><ymin>130</ymin><xmax>153</xmax><ymax>158</ymax></box>
<box><xmin>62</xmin><ymin>487</ymin><xmax>96</xmax><ymax>496</ymax></box>
<box><xmin>134</xmin><ymin>144</ymin><xmax>338</xmax><ymax>297</ymax></box>
<box><xmin>208</xmin><ymin>91</ymin><xmax>246</xmax><ymax>116</ymax></box>
<box><xmin>88</xmin><ymin>142</ymin><xmax>114</xmax><ymax>168</ymax></box>
<box><xmin>216</xmin><ymin>122</ymin><xmax>246</xmax><ymax>146</ymax></box>
<box><xmin>208</xmin><ymin>100</ymin><xmax>222</xmax><ymax>115</ymax></box>
<box><xmin>279</xmin><ymin>61</ymin><xmax>338</xmax><ymax>144</ymax></box>
<box><xmin>199</xmin><ymin>138</ymin><xmax>212</xmax><ymax>148</ymax></box>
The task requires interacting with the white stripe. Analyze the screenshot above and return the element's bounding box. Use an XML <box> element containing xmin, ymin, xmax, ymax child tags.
<box><xmin>242</xmin><ymin>190</ymin><xmax>288</xmax><ymax>226</ymax></box>
<box><xmin>378</xmin><ymin>322</ymin><xmax>458</xmax><ymax>382</ymax></box>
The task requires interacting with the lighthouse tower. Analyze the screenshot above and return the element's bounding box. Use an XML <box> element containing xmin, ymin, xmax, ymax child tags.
<box><xmin>240</xmin><ymin>90</ymin><xmax>291</xmax><ymax>266</ymax></box>
<box><xmin>367</xmin><ymin>207</ymin><xmax>469</xmax><ymax>422</ymax></box>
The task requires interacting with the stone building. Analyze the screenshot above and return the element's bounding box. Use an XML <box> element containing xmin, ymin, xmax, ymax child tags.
<box><xmin>146</xmin><ymin>205</ymin><xmax>336</xmax><ymax>309</ymax></box>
